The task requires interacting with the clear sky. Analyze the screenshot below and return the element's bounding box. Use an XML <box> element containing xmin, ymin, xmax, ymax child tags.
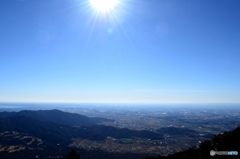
<box><xmin>0</xmin><ymin>0</ymin><xmax>240</xmax><ymax>104</ymax></box>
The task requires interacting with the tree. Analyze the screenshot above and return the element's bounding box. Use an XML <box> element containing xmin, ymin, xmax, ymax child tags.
<box><xmin>66</xmin><ymin>150</ymin><xmax>80</xmax><ymax>159</ymax></box>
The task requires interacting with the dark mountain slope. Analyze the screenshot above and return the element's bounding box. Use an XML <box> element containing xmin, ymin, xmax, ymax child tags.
<box><xmin>142</xmin><ymin>126</ymin><xmax>240</xmax><ymax>159</ymax></box>
<box><xmin>82</xmin><ymin>125</ymin><xmax>163</xmax><ymax>140</ymax></box>
<box><xmin>0</xmin><ymin>115</ymin><xmax>163</xmax><ymax>142</ymax></box>
<box><xmin>0</xmin><ymin>115</ymin><xmax>163</xmax><ymax>159</ymax></box>
<box><xmin>0</xmin><ymin>109</ymin><xmax>113</xmax><ymax>126</ymax></box>
<box><xmin>0</xmin><ymin>116</ymin><xmax>74</xmax><ymax>144</ymax></box>
<box><xmin>156</xmin><ymin>127</ymin><xmax>214</xmax><ymax>138</ymax></box>
<box><xmin>157</xmin><ymin>127</ymin><xmax>196</xmax><ymax>135</ymax></box>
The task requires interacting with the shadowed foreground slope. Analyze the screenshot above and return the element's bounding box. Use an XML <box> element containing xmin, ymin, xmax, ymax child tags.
<box><xmin>141</xmin><ymin>126</ymin><xmax>240</xmax><ymax>159</ymax></box>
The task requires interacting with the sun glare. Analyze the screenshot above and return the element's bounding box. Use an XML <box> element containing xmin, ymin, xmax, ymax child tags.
<box><xmin>89</xmin><ymin>0</ymin><xmax>118</xmax><ymax>12</ymax></box>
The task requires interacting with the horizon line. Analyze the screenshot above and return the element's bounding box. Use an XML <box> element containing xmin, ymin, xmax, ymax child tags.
<box><xmin>0</xmin><ymin>101</ymin><xmax>240</xmax><ymax>105</ymax></box>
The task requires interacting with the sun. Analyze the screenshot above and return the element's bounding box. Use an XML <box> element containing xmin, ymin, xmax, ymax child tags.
<box><xmin>89</xmin><ymin>0</ymin><xmax>118</xmax><ymax>12</ymax></box>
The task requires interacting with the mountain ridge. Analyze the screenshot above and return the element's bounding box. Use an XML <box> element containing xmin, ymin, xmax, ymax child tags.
<box><xmin>0</xmin><ymin>109</ymin><xmax>113</xmax><ymax>126</ymax></box>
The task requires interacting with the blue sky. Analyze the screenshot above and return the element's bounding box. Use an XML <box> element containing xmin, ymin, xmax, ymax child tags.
<box><xmin>0</xmin><ymin>0</ymin><xmax>240</xmax><ymax>103</ymax></box>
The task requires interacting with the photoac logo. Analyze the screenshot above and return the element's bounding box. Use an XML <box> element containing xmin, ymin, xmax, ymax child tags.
<box><xmin>210</xmin><ymin>150</ymin><xmax>238</xmax><ymax>156</ymax></box>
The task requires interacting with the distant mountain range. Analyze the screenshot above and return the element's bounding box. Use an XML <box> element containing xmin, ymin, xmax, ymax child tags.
<box><xmin>0</xmin><ymin>110</ymin><xmax>163</xmax><ymax>142</ymax></box>
<box><xmin>0</xmin><ymin>109</ymin><xmax>113</xmax><ymax>126</ymax></box>
<box><xmin>0</xmin><ymin>109</ymin><xmax>164</xmax><ymax>159</ymax></box>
